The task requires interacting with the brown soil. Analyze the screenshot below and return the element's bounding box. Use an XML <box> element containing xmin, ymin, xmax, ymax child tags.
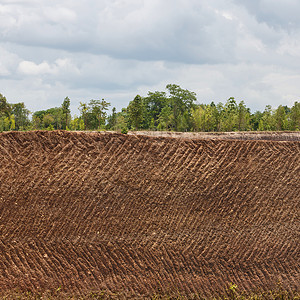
<box><xmin>0</xmin><ymin>131</ymin><xmax>299</xmax><ymax>298</ymax></box>
<box><xmin>130</xmin><ymin>130</ymin><xmax>300</xmax><ymax>141</ymax></box>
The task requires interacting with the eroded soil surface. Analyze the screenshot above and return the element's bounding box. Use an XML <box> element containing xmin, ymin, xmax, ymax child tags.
<box><xmin>0</xmin><ymin>131</ymin><xmax>299</xmax><ymax>298</ymax></box>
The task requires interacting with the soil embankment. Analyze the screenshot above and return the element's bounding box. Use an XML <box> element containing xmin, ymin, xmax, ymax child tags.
<box><xmin>130</xmin><ymin>130</ymin><xmax>300</xmax><ymax>141</ymax></box>
<box><xmin>0</xmin><ymin>131</ymin><xmax>299</xmax><ymax>298</ymax></box>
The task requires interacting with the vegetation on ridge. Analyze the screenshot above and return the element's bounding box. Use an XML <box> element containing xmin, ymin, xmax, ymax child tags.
<box><xmin>1</xmin><ymin>84</ymin><xmax>300</xmax><ymax>132</ymax></box>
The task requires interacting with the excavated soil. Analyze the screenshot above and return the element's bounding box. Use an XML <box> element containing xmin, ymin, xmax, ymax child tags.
<box><xmin>130</xmin><ymin>130</ymin><xmax>300</xmax><ymax>141</ymax></box>
<box><xmin>0</xmin><ymin>131</ymin><xmax>299</xmax><ymax>298</ymax></box>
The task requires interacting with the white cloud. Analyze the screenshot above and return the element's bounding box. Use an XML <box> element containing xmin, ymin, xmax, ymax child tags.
<box><xmin>17</xmin><ymin>58</ymin><xmax>80</xmax><ymax>77</ymax></box>
<box><xmin>0</xmin><ymin>0</ymin><xmax>300</xmax><ymax>114</ymax></box>
<box><xmin>18</xmin><ymin>61</ymin><xmax>54</xmax><ymax>75</ymax></box>
<box><xmin>0</xmin><ymin>46</ymin><xmax>20</xmax><ymax>76</ymax></box>
<box><xmin>277</xmin><ymin>34</ymin><xmax>300</xmax><ymax>57</ymax></box>
<box><xmin>45</xmin><ymin>7</ymin><xmax>77</xmax><ymax>23</ymax></box>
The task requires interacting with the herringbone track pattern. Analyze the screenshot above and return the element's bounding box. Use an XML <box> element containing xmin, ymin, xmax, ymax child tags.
<box><xmin>0</xmin><ymin>131</ymin><xmax>299</xmax><ymax>297</ymax></box>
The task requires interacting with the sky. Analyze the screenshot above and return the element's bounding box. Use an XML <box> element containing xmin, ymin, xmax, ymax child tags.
<box><xmin>1</xmin><ymin>0</ymin><xmax>300</xmax><ymax>115</ymax></box>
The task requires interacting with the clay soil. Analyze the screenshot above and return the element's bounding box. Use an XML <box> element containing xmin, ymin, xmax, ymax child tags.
<box><xmin>0</xmin><ymin>131</ymin><xmax>299</xmax><ymax>298</ymax></box>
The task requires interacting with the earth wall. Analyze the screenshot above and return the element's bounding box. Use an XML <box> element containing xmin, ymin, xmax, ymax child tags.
<box><xmin>0</xmin><ymin>131</ymin><xmax>299</xmax><ymax>297</ymax></box>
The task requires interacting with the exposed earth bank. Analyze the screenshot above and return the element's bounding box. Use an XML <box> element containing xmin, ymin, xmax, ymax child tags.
<box><xmin>0</xmin><ymin>131</ymin><xmax>299</xmax><ymax>298</ymax></box>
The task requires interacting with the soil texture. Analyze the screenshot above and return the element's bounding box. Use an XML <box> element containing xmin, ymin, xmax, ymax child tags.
<box><xmin>0</xmin><ymin>131</ymin><xmax>299</xmax><ymax>297</ymax></box>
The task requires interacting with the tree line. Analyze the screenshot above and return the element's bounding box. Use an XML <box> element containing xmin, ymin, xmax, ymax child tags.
<box><xmin>1</xmin><ymin>84</ymin><xmax>300</xmax><ymax>132</ymax></box>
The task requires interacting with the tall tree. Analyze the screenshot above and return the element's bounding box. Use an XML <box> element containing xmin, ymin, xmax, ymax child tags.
<box><xmin>78</xmin><ymin>99</ymin><xmax>110</xmax><ymax>130</ymax></box>
<box><xmin>166</xmin><ymin>84</ymin><xmax>197</xmax><ymax>131</ymax></box>
<box><xmin>191</xmin><ymin>104</ymin><xmax>217</xmax><ymax>132</ymax></box>
<box><xmin>107</xmin><ymin>107</ymin><xmax>117</xmax><ymax>130</ymax></box>
<box><xmin>219</xmin><ymin>97</ymin><xmax>238</xmax><ymax>131</ymax></box>
<box><xmin>144</xmin><ymin>91</ymin><xmax>167</xmax><ymax>128</ymax></box>
<box><xmin>127</xmin><ymin>95</ymin><xmax>144</xmax><ymax>130</ymax></box>
<box><xmin>237</xmin><ymin>101</ymin><xmax>250</xmax><ymax>131</ymax></box>
<box><xmin>290</xmin><ymin>101</ymin><xmax>300</xmax><ymax>130</ymax></box>
<box><xmin>87</xmin><ymin>99</ymin><xmax>110</xmax><ymax>129</ymax></box>
<box><xmin>11</xmin><ymin>102</ymin><xmax>30</xmax><ymax>130</ymax></box>
<box><xmin>62</xmin><ymin>97</ymin><xmax>71</xmax><ymax>130</ymax></box>
<box><xmin>274</xmin><ymin>105</ymin><xmax>288</xmax><ymax>130</ymax></box>
<box><xmin>258</xmin><ymin>105</ymin><xmax>274</xmax><ymax>131</ymax></box>
<box><xmin>115</xmin><ymin>108</ymin><xmax>128</xmax><ymax>131</ymax></box>
<box><xmin>250</xmin><ymin>110</ymin><xmax>263</xmax><ymax>131</ymax></box>
<box><xmin>157</xmin><ymin>106</ymin><xmax>173</xmax><ymax>130</ymax></box>
<box><xmin>43</xmin><ymin>114</ymin><xmax>55</xmax><ymax>129</ymax></box>
<box><xmin>0</xmin><ymin>93</ymin><xmax>11</xmax><ymax>118</ymax></box>
<box><xmin>79</xmin><ymin>102</ymin><xmax>88</xmax><ymax>130</ymax></box>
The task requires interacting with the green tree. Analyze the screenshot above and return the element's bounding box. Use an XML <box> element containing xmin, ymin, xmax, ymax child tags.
<box><xmin>47</xmin><ymin>107</ymin><xmax>63</xmax><ymax>129</ymax></box>
<box><xmin>11</xmin><ymin>102</ymin><xmax>30</xmax><ymax>130</ymax></box>
<box><xmin>0</xmin><ymin>93</ymin><xmax>11</xmax><ymax>118</ymax></box>
<box><xmin>191</xmin><ymin>104</ymin><xmax>217</xmax><ymax>132</ymax></box>
<box><xmin>191</xmin><ymin>106</ymin><xmax>202</xmax><ymax>131</ymax></box>
<box><xmin>206</xmin><ymin>105</ymin><xmax>217</xmax><ymax>131</ymax></box>
<box><xmin>237</xmin><ymin>100</ymin><xmax>250</xmax><ymax>131</ymax></box>
<box><xmin>89</xmin><ymin>99</ymin><xmax>110</xmax><ymax>129</ymax></box>
<box><xmin>33</xmin><ymin>107</ymin><xmax>63</xmax><ymax>130</ymax></box>
<box><xmin>43</xmin><ymin>114</ymin><xmax>55</xmax><ymax>128</ymax></box>
<box><xmin>62</xmin><ymin>97</ymin><xmax>71</xmax><ymax>129</ymax></box>
<box><xmin>10</xmin><ymin>115</ymin><xmax>15</xmax><ymax>130</ymax></box>
<box><xmin>127</xmin><ymin>95</ymin><xmax>144</xmax><ymax>130</ymax></box>
<box><xmin>274</xmin><ymin>105</ymin><xmax>288</xmax><ymax>130</ymax></box>
<box><xmin>166</xmin><ymin>84</ymin><xmax>197</xmax><ymax>131</ymax></box>
<box><xmin>78</xmin><ymin>99</ymin><xmax>110</xmax><ymax>130</ymax></box>
<box><xmin>144</xmin><ymin>91</ymin><xmax>167</xmax><ymax>128</ymax></box>
<box><xmin>0</xmin><ymin>115</ymin><xmax>15</xmax><ymax>131</ymax></box>
<box><xmin>3</xmin><ymin>117</ymin><xmax>10</xmax><ymax>131</ymax></box>
<box><xmin>157</xmin><ymin>106</ymin><xmax>173</xmax><ymax>130</ymax></box>
<box><xmin>115</xmin><ymin>108</ymin><xmax>128</xmax><ymax>132</ymax></box>
<box><xmin>214</xmin><ymin>102</ymin><xmax>224</xmax><ymax>131</ymax></box>
<box><xmin>79</xmin><ymin>102</ymin><xmax>88</xmax><ymax>130</ymax></box>
<box><xmin>258</xmin><ymin>105</ymin><xmax>275</xmax><ymax>131</ymax></box>
<box><xmin>107</xmin><ymin>107</ymin><xmax>117</xmax><ymax>130</ymax></box>
<box><xmin>250</xmin><ymin>111</ymin><xmax>263</xmax><ymax>131</ymax></box>
<box><xmin>69</xmin><ymin>115</ymin><xmax>84</xmax><ymax>131</ymax></box>
<box><xmin>221</xmin><ymin>97</ymin><xmax>238</xmax><ymax>131</ymax></box>
<box><xmin>32</xmin><ymin>115</ymin><xmax>42</xmax><ymax>130</ymax></box>
<box><xmin>289</xmin><ymin>101</ymin><xmax>300</xmax><ymax>130</ymax></box>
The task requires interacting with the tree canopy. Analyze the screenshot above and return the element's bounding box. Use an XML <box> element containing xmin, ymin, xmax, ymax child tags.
<box><xmin>0</xmin><ymin>87</ymin><xmax>299</xmax><ymax>132</ymax></box>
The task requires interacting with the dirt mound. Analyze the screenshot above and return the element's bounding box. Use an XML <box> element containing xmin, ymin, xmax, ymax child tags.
<box><xmin>130</xmin><ymin>130</ymin><xmax>300</xmax><ymax>141</ymax></box>
<box><xmin>0</xmin><ymin>131</ymin><xmax>299</xmax><ymax>298</ymax></box>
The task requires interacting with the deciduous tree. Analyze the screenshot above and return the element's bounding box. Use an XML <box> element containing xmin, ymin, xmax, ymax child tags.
<box><xmin>62</xmin><ymin>97</ymin><xmax>71</xmax><ymax>130</ymax></box>
<box><xmin>127</xmin><ymin>95</ymin><xmax>144</xmax><ymax>130</ymax></box>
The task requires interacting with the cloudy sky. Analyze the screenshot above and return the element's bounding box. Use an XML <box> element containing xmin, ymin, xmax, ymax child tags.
<box><xmin>1</xmin><ymin>0</ymin><xmax>300</xmax><ymax>115</ymax></box>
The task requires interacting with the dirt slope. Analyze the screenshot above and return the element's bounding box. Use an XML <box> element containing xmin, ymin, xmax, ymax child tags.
<box><xmin>130</xmin><ymin>130</ymin><xmax>300</xmax><ymax>141</ymax></box>
<box><xmin>0</xmin><ymin>131</ymin><xmax>299</xmax><ymax>297</ymax></box>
